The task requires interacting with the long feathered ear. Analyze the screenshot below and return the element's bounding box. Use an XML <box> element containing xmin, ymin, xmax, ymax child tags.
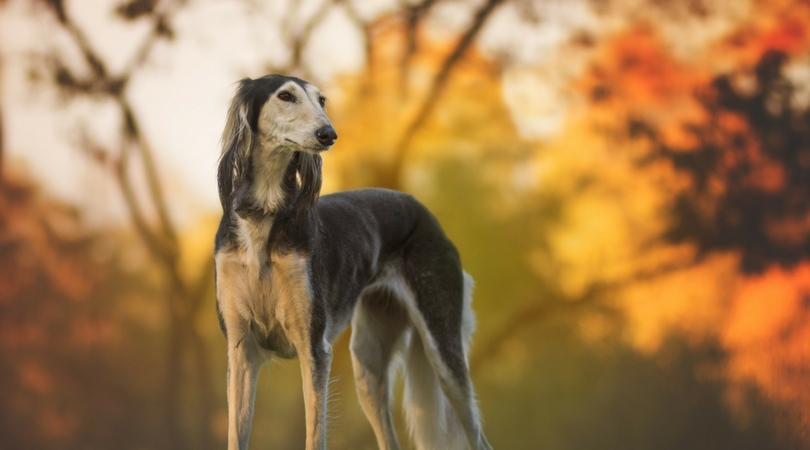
<box><xmin>217</xmin><ymin>78</ymin><xmax>256</xmax><ymax>214</ymax></box>
<box><xmin>294</xmin><ymin>152</ymin><xmax>323</xmax><ymax>223</ymax></box>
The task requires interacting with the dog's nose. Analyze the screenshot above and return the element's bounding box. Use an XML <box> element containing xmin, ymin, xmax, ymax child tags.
<box><xmin>315</xmin><ymin>125</ymin><xmax>338</xmax><ymax>146</ymax></box>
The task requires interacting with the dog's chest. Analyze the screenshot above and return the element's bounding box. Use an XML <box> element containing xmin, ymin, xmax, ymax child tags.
<box><xmin>216</xmin><ymin>245</ymin><xmax>312</xmax><ymax>358</ymax></box>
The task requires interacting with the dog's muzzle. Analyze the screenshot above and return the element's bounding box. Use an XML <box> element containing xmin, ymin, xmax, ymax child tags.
<box><xmin>315</xmin><ymin>125</ymin><xmax>338</xmax><ymax>147</ymax></box>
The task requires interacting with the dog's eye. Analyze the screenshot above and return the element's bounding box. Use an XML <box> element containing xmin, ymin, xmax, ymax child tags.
<box><xmin>278</xmin><ymin>91</ymin><xmax>295</xmax><ymax>102</ymax></box>
<box><xmin>318</xmin><ymin>96</ymin><xmax>326</xmax><ymax>108</ymax></box>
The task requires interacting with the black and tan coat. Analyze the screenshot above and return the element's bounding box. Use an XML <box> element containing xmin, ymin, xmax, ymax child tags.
<box><xmin>214</xmin><ymin>75</ymin><xmax>492</xmax><ymax>450</ymax></box>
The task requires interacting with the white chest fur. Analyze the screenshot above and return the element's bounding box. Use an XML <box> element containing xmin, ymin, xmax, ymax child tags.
<box><xmin>215</xmin><ymin>219</ymin><xmax>312</xmax><ymax>357</ymax></box>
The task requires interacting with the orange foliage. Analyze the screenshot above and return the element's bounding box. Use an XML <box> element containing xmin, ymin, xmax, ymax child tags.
<box><xmin>40</xmin><ymin>408</ymin><xmax>79</xmax><ymax>439</ymax></box>
<box><xmin>620</xmin><ymin>253</ymin><xmax>738</xmax><ymax>352</ymax></box>
<box><xmin>0</xmin><ymin>171</ymin><xmax>138</xmax><ymax>443</ymax></box>
<box><xmin>575</xmin><ymin>12</ymin><xmax>810</xmax><ymax>441</ymax></box>
<box><xmin>0</xmin><ymin>174</ymin><xmax>100</xmax><ymax>303</ymax></box>
<box><xmin>541</xmin><ymin>27</ymin><xmax>708</xmax><ymax>299</ymax></box>
<box><xmin>576</xmin><ymin>25</ymin><xmax>710</xmax><ymax>145</ymax></box>
<box><xmin>721</xmin><ymin>2</ymin><xmax>810</xmax><ymax>67</ymax></box>
<box><xmin>723</xmin><ymin>262</ymin><xmax>810</xmax><ymax>439</ymax></box>
<box><xmin>18</xmin><ymin>361</ymin><xmax>55</xmax><ymax>396</ymax></box>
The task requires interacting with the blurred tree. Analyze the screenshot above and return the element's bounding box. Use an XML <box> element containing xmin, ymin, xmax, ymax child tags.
<box><xmin>653</xmin><ymin>49</ymin><xmax>810</xmax><ymax>443</ymax></box>
<box><xmin>0</xmin><ymin>170</ymin><xmax>170</xmax><ymax>450</ymax></box>
<box><xmin>29</xmin><ymin>0</ymin><xmax>216</xmax><ymax>448</ymax></box>
<box><xmin>654</xmin><ymin>50</ymin><xmax>810</xmax><ymax>272</ymax></box>
<box><xmin>580</xmin><ymin>19</ymin><xmax>810</xmax><ymax>445</ymax></box>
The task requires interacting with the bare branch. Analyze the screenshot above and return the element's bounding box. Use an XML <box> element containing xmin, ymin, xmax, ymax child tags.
<box><xmin>40</xmin><ymin>0</ymin><xmax>108</xmax><ymax>81</ymax></box>
<box><xmin>118</xmin><ymin>1</ymin><xmax>182</xmax><ymax>86</ymax></box>
<box><xmin>39</xmin><ymin>0</ymin><xmax>183</xmax><ymax>261</ymax></box>
<box><xmin>0</xmin><ymin>94</ymin><xmax>4</xmax><ymax>180</ymax></box>
<box><xmin>400</xmin><ymin>0</ymin><xmax>438</xmax><ymax>97</ymax></box>
<box><xmin>116</xmin><ymin>0</ymin><xmax>159</xmax><ymax>20</ymax></box>
<box><xmin>288</xmin><ymin>0</ymin><xmax>335</xmax><ymax>77</ymax></box>
<box><xmin>34</xmin><ymin>4</ymin><xmax>215</xmax><ymax>447</ymax></box>
<box><xmin>189</xmin><ymin>256</ymin><xmax>215</xmax><ymax>315</ymax></box>
<box><xmin>387</xmin><ymin>0</ymin><xmax>505</xmax><ymax>189</ymax></box>
<box><xmin>469</xmin><ymin>256</ymin><xmax>699</xmax><ymax>374</ymax></box>
<box><xmin>119</xmin><ymin>101</ymin><xmax>180</xmax><ymax>258</ymax></box>
<box><xmin>114</xmin><ymin>137</ymin><xmax>173</xmax><ymax>263</ymax></box>
<box><xmin>469</xmin><ymin>283</ymin><xmax>604</xmax><ymax>373</ymax></box>
<box><xmin>41</xmin><ymin>0</ymin><xmax>181</xmax><ymax>95</ymax></box>
<box><xmin>340</xmin><ymin>0</ymin><xmax>373</xmax><ymax>72</ymax></box>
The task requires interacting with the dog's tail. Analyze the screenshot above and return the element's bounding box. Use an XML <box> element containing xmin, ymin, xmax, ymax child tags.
<box><xmin>402</xmin><ymin>273</ymin><xmax>477</xmax><ymax>450</ymax></box>
<box><xmin>403</xmin><ymin>333</ymin><xmax>469</xmax><ymax>449</ymax></box>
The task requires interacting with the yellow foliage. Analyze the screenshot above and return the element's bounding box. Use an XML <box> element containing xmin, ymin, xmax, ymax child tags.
<box><xmin>325</xmin><ymin>14</ymin><xmax>522</xmax><ymax>193</ymax></box>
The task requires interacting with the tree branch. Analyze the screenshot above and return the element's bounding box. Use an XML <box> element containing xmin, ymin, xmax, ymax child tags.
<box><xmin>340</xmin><ymin>0</ymin><xmax>373</xmax><ymax>72</ymax></box>
<box><xmin>387</xmin><ymin>0</ymin><xmax>505</xmax><ymax>189</ymax></box>
<box><xmin>468</xmin><ymin>256</ymin><xmax>700</xmax><ymax>374</ymax></box>
<box><xmin>0</xmin><ymin>95</ymin><xmax>4</xmax><ymax>181</ymax></box>
<box><xmin>189</xmin><ymin>256</ymin><xmax>215</xmax><ymax>315</ymax></box>
<box><xmin>469</xmin><ymin>283</ymin><xmax>604</xmax><ymax>373</ymax></box>
<box><xmin>118</xmin><ymin>1</ymin><xmax>183</xmax><ymax>86</ymax></box>
<box><xmin>41</xmin><ymin>0</ymin><xmax>183</xmax><ymax>264</ymax></box>
<box><xmin>120</xmin><ymin>102</ymin><xmax>179</xmax><ymax>258</ymax></box>
<box><xmin>114</xmin><ymin>138</ymin><xmax>172</xmax><ymax>262</ymax></box>
<box><xmin>399</xmin><ymin>0</ymin><xmax>437</xmax><ymax>97</ymax></box>
<box><xmin>277</xmin><ymin>0</ymin><xmax>334</xmax><ymax>78</ymax></box>
<box><xmin>35</xmin><ymin>3</ymin><xmax>215</xmax><ymax>448</ymax></box>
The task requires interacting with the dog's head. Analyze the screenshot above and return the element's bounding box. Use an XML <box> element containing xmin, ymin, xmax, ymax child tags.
<box><xmin>218</xmin><ymin>75</ymin><xmax>336</xmax><ymax>217</ymax></box>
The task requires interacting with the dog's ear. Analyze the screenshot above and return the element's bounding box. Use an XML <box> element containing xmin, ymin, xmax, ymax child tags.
<box><xmin>295</xmin><ymin>152</ymin><xmax>323</xmax><ymax>223</ymax></box>
<box><xmin>218</xmin><ymin>78</ymin><xmax>257</xmax><ymax>215</ymax></box>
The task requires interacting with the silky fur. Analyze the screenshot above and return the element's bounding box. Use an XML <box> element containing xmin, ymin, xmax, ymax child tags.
<box><xmin>214</xmin><ymin>74</ymin><xmax>492</xmax><ymax>450</ymax></box>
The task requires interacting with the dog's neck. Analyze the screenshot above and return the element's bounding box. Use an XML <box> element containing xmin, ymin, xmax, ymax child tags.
<box><xmin>251</xmin><ymin>145</ymin><xmax>295</xmax><ymax>214</ymax></box>
<box><xmin>232</xmin><ymin>141</ymin><xmax>296</xmax><ymax>217</ymax></box>
<box><xmin>233</xmin><ymin>143</ymin><xmax>319</xmax><ymax>268</ymax></box>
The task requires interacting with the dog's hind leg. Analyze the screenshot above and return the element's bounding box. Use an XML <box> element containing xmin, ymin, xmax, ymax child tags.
<box><xmin>400</xmin><ymin>263</ymin><xmax>492</xmax><ymax>450</ymax></box>
<box><xmin>226</xmin><ymin>325</ymin><xmax>268</xmax><ymax>450</ymax></box>
<box><xmin>350</xmin><ymin>288</ymin><xmax>410</xmax><ymax>450</ymax></box>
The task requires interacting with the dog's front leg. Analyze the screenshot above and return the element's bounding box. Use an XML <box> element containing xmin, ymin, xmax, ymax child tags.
<box><xmin>227</xmin><ymin>331</ymin><xmax>266</xmax><ymax>450</ymax></box>
<box><xmin>298</xmin><ymin>339</ymin><xmax>333</xmax><ymax>450</ymax></box>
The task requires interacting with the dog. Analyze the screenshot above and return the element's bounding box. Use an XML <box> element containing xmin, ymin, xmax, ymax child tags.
<box><xmin>214</xmin><ymin>74</ymin><xmax>493</xmax><ymax>450</ymax></box>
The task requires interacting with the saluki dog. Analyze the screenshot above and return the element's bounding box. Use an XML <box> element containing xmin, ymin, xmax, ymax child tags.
<box><xmin>214</xmin><ymin>74</ymin><xmax>493</xmax><ymax>450</ymax></box>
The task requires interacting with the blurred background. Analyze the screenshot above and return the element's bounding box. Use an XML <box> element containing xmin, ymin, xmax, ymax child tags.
<box><xmin>1</xmin><ymin>0</ymin><xmax>810</xmax><ymax>449</ymax></box>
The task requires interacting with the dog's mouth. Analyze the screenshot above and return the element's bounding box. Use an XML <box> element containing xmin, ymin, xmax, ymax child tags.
<box><xmin>285</xmin><ymin>138</ymin><xmax>333</xmax><ymax>153</ymax></box>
